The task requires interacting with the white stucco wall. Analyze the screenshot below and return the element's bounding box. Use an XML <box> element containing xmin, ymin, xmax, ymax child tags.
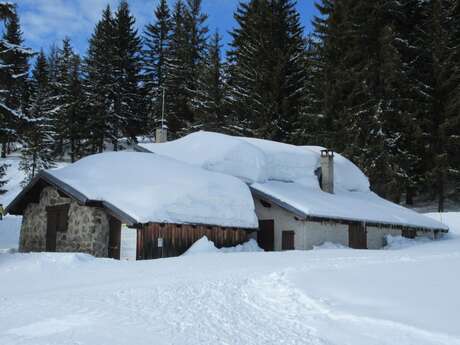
<box><xmin>254</xmin><ymin>197</ymin><xmax>439</xmax><ymax>250</ymax></box>
<box><xmin>254</xmin><ymin>198</ymin><xmax>348</xmax><ymax>250</ymax></box>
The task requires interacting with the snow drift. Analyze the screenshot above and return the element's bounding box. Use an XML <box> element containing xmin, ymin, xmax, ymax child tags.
<box><xmin>140</xmin><ymin>131</ymin><xmax>364</xmax><ymax>189</ymax></box>
<box><xmin>183</xmin><ymin>236</ymin><xmax>263</xmax><ymax>255</ymax></box>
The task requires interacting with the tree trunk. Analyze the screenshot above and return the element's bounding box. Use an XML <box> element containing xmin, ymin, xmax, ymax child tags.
<box><xmin>405</xmin><ymin>187</ymin><xmax>414</xmax><ymax>206</ymax></box>
<box><xmin>1</xmin><ymin>141</ymin><xmax>6</xmax><ymax>158</ymax></box>
<box><xmin>438</xmin><ymin>171</ymin><xmax>445</xmax><ymax>212</ymax></box>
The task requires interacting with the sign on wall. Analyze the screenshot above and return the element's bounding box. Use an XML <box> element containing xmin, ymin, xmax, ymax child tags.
<box><xmin>120</xmin><ymin>225</ymin><xmax>137</xmax><ymax>261</ymax></box>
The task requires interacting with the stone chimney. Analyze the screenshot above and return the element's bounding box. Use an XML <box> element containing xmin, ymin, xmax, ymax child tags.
<box><xmin>155</xmin><ymin>127</ymin><xmax>168</xmax><ymax>143</ymax></box>
<box><xmin>320</xmin><ymin>149</ymin><xmax>334</xmax><ymax>194</ymax></box>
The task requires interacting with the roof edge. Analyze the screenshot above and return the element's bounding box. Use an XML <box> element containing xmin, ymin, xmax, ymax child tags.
<box><xmin>250</xmin><ymin>187</ymin><xmax>448</xmax><ymax>232</ymax></box>
<box><xmin>6</xmin><ymin>171</ymin><xmax>89</xmax><ymax>215</ymax></box>
<box><xmin>6</xmin><ymin>171</ymin><xmax>139</xmax><ymax>226</ymax></box>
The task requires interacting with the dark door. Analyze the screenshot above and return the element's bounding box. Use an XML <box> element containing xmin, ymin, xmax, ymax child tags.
<box><xmin>108</xmin><ymin>217</ymin><xmax>121</xmax><ymax>259</ymax></box>
<box><xmin>349</xmin><ymin>223</ymin><xmax>367</xmax><ymax>249</ymax></box>
<box><xmin>46</xmin><ymin>209</ymin><xmax>58</xmax><ymax>251</ymax></box>
<box><xmin>282</xmin><ymin>231</ymin><xmax>295</xmax><ymax>250</ymax></box>
<box><xmin>258</xmin><ymin>220</ymin><xmax>274</xmax><ymax>251</ymax></box>
<box><xmin>402</xmin><ymin>229</ymin><xmax>416</xmax><ymax>239</ymax></box>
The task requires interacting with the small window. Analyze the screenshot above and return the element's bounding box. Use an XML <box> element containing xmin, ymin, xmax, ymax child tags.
<box><xmin>260</xmin><ymin>200</ymin><xmax>272</xmax><ymax>208</ymax></box>
<box><xmin>282</xmin><ymin>231</ymin><xmax>295</xmax><ymax>250</ymax></box>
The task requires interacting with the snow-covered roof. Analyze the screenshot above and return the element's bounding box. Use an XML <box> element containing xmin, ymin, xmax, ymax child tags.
<box><xmin>8</xmin><ymin>152</ymin><xmax>258</xmax><ymax>229</ymax></box>
<box><xmin>139</xmin><ymin>131</ymin><xmax>447</xmax><ymax>231</ymax></box>
<box><xmin>252</xmin><ymin>182</ymin><xmax>448</xmax><ymax>230</ymax></box>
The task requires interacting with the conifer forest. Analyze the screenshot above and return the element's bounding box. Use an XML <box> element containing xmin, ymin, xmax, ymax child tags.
<box><xmin>0</xmin><ymin>0</ymin><xmax>459</xmax><ymax>210</ymax></box>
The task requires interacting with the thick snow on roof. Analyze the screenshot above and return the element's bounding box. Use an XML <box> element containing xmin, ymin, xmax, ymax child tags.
<box><xmin>252</xmin><ymin>182</ymin><xmax>448</xmax><ymax>230</ymax></box>
<box><xmin>49</xmin><ymin>152</ymin><xmax>258</xmax><ymax>228</ymax></box>
<box><xmin>140</xmin><ymin>131</ymin><xmax>446</xmax><ymax>230</ymax></box>
<box><xmin>139</xmin><ymin>131</ymin><xmax>369</xmax><ymax>191</ymax></box>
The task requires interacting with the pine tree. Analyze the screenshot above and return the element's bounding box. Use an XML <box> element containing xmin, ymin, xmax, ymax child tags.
<box><xmin>19</xmin><ymin>50</ymin><xmax>55</xmax><ymax>184</ymax></box>
<box><xmin>50</xmin><ymin>38</ymin><xmax>86</xmax><ymax>162</ymax></box>
<box><xmin>84</xmin><ymin>5</ymin><xmax>116</xmax><ymax>153</ymax></box>
<box><xmin>444</xmin><ymin>1</ymin><xmax>460</xmax><ymax>200</ymax></box>
<box><xmin>143</xmin><ymin>0</ymin><xmax>172</xmax><ymax>132</ymax></box>
<box><xmin>183</xmin><ymin>0</ymin><xmax>209</xmax><ymax>122</ymax></box>
<box><xmin>425</xmin><ymin>0</ymin><xmax>460</xmax><ymax>211</ymax></box>
<box><xmin>0</xmin><ymin>6</ymin><xmax>33</xmax><ymax>158</ymax></box>
<box><xmin>195</xmin><ymin>30</ymin><xmax>225</xmax><ymax>131</ymax></box>
<box><xmin>311</xmin><ymin>0</ymin><xmax>430</xmax><ymax>201</ymax></box>
<box><xmin>289</xmin><ymin>35</ymin><xmax>324</xmax><ymax>145</ymax></box>
<box><xmin>112</xmin><ymin>0</ymin><xmax>143</xmax><ymax>145</ymax></box>
<box><xmin>164</xmin><ymin>0</ymin><xmax>191</xmax><ymax>135</ymax></box>
<box><xmin>227</xmin><ymin>0</ymin><xmax>307</xmax><ymax>142</ymax></box>
<box><xmin>163</xmin><ymin>0</ymin><xmax>209</xmax><ymax>136</ymax></box>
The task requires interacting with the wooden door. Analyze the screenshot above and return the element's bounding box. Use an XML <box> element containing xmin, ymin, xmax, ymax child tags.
<box><xmin>258</xmin><ymin>220</ymin><xmax>274</xmax><ymax>251</ymax></box>
<box><xmin>402</xmin><ymin>229</ymin><xmax>416</xmax><ymax>239</ymax></box>
<box><xmin>46</xmin><ymin>209</ymin><xmax>58</xmax><ymax>251</ymax></box>
<box><xmin>282</xmin><ymin>231</ymin><xmax>295</xmax><ymax>250</ymax></box>
<box><xmin>108</xmin><ymin>217</ymin><xmax>121</xmax><ymax>259</ymax></box>
<box><xmin>349</xmin><ymin>223</ymin><xmax>367</xmax><ymax>249</ymax></box>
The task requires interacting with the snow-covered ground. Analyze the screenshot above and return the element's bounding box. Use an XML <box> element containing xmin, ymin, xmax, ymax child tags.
<box><xmin>1</xmin><ymin>214</ymin><xmax>460</xmax><ymax>345</ymax></box>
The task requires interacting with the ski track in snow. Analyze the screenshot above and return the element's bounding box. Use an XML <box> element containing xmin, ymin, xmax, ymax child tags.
<box><xmin>2</xmin><ymin>247</ymin><xmax>460</xmax><ymax>345</ymax></box>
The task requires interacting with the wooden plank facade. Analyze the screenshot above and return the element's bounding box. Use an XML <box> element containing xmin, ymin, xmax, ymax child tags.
<box><xmin>137</xmin><ymin>223</ymin><xmax>252</xmax><ymax>260</ymax></box>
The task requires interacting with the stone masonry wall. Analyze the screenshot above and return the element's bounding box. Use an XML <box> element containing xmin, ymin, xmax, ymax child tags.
<box><xmin>19</xmin><ymin>186</ymin><xmax>110</xmax><ymax>257</ymax></box>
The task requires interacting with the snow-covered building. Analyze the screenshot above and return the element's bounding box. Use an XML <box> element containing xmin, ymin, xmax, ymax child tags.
<box><xmin>6</xmin><ymin>152</ymin><xmax>258</xmax><ymax>259</ymax></box>
<box><xmin>137</xmin><ymin>132</ymin><xmax>448</xmax><ymax>251</ymax></box>
<box><xmin>6</xmin><ymin>131</ymin><xmax>448</xmax><ymax>259</ymax></box>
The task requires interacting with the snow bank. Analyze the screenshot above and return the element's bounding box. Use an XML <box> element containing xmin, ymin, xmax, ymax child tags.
<box><xmin>313</xmin><ymin>242</ymin><xmax>349</xmax><ymax>250</ymax></box>
<box><xmin>183</xmin><ymin>236</ymin><xmax>263</xmax><ymax>256</ymax></box>
<box><xmin>0</xmin><ymin>215</ymin><xmax>21</xmax><ymax>250</ymax></box>
<box><xmin>139</xmin><ymin>131</ymin><xmax>367</xmax><ymax>190</ymax></box>
<box><xmin>49</xmin><ymin>152</ymin><xmax>258</xmax><ymax>228</ymax></box>
<box><xmin>0</xmin><ymin>252</ymin><xmax>95</xmax><ymax>273</ymax></box>
<box><xmin>425</xmin><ymin>212</ymin><xmax>460</xmax><ymax>236</ymax></box>
<box><xmin>384</xmin><ymin>235</ymin><xmax>432</xmax><ymax>250</ymax></box>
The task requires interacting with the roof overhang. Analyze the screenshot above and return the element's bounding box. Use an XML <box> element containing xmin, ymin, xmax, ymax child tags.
<box><xmin>250</xmin><ymin>187</ymin><xmax>448</xmax><ymax>232</ymax></box>
<box><xmin>6</xmin><ymin>171</ymin><xmax>138</xmax><ymax>226</ymax></box>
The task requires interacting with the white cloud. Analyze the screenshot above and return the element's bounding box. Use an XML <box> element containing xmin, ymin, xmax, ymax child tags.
<box><xmin>18</xmin><ymin>0</ymin><xmax>159</xmax><ymax>53</ymax></box>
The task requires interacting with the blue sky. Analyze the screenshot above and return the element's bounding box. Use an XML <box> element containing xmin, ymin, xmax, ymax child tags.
<box><xmin>16</xmin><ymin>0</ymin><xmax>318</xmax><ymax>55</ymax></box>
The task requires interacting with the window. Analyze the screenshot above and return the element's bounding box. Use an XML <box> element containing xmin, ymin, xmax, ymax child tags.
<box><xmin>282</xmin><ymin>231</ymin><xmax>295</xmax><ymax>250</ymax></box>
<box><xmin>260</xmin><ymin>199</ymin><xmax>272</xmax><ymax>208</ymax></box>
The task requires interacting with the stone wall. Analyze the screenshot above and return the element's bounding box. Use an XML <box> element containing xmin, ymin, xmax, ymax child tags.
<box><xmin>19</xmin><ymin>186</ymin><xmax>110</xmax><ymax>257</ymax></box>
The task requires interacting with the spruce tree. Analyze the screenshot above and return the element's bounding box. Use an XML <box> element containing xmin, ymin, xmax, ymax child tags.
<box><xmin>425</xmin><ymin>0</ymin><xmax>459</xmax><ymax>211</ymax></box>
<box><xmin>183</xmin><ymin>0</ymin><xmax>209</xmax><ymax>121</ymax></box>
<box><xmin>84</xmin><ymin>5</ymin><xmax>116</xmax><ymax>153</ymax></box>
<box><xmin>163</xmin><ymin>0</ymin><xmax>209</xmax><ymax>136</ymax></box>
<box><xmin>196</xmin><ymin>30</ymin><xmax>225</xmax><ymax>131</ymax></box>
<box><xmin>112</xmin><ymin>0</ymin><xmax>143</xmax><ymax>145</ymax></box>
<box><xmin>20</xmin><ymin>50</ymin><xmax>55</xmax><ymax>184</ymax></box>
<box><xmin>165</xmin><ymin>0</ymin><xmax>191</xmax><ymax>135</ymax></box>
<box><xmin>0</xmin><ymin>6</ymin><xmax>33</xmax><ymax>157</ymax></box>
<box><xmin>143</xmin><ymin>0</ymin><xmax>172</xmax><ymax>132</ymax></box>
<box><xmin>312</xmin><ymin>0</ymin><xmax>430</xmax><ymax>201</ymax></box>
<box><xmin>228</xmin><ymin>0</ymin><xmax>307</xmax><ymax>142</ymax></box>
<box><xmin>50</xmin><ymin>38</ymin><xmax>86</xmax><ymax>162</ymax></box>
